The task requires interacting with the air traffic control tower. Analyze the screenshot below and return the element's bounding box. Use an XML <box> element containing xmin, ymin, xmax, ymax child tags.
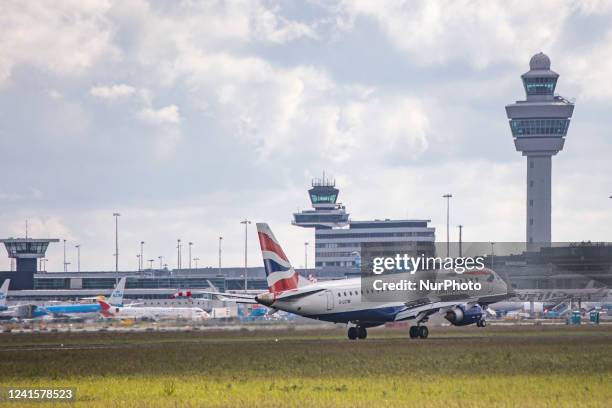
<box><xmin>0</xmin><ymin>238</ymin><xmax>59</xmax><ymax>289</ymax></box>
<box><xmin>293</xmin><ymin>176</ymin><xmax>349</xmax><ymax>230</ymax></box>
<box><xmin>505</xmin><ymin>52</ymin><xmax>575</xmax><ymax>245</ymax></box>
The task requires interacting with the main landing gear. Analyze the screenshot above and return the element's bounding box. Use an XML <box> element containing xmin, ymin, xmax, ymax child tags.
<box><xmin>476</xmin><ymin>319</ymin><xmax>487</xmax><ymax>328</ymax></box>
<box><xmin>409</xmin><ymin>313</ymin><xmax>431</xmax><ymax>339</ymax></box>
<box><xmin>408</xmin><ymin>325</ymin><xmax>429</xmax><ymax>339</ymax></box>
<box><xmin>347</xmin><ymin>326</ymin><xmax>367</xmax><ymax>340</ymax></box>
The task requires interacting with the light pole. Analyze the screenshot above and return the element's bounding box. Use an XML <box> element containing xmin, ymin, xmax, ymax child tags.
<box><xmin>177</xmin><ymin>239</ymin><xmax>182</xmax><ymax>271</ymax></box>
<box><xmin>442</xmin><ymin>194</ymin><xmax>452</xmax><ymax>257</ymax></box>
<box><xmin>136</xmin><ymin>254</ymin><xmax>141</xmax><ymax>271</ymax></box>
<box><xmin>75</xmin><ymin>244</ymin><xmax>81</xmax><ymax>272</ymax></box>
<box><xmin>194</xmin><ymin>257</ymin><xmax>200</xmax><ymax>271</ymax></box>
<box><xmin>63</xmin><ymin>239</ymin><xmax>67</xmax><ymax>272</ymax></box>
<box><xmin>113</xmin><ymin>212</ymin><xmax>120</xmax><ymax>284</ymax></box>
<box><xmin>158</xmin><ymin>256</ymin><xmax>163</xmax><ymax>270</ymax></box>
<box><xmin>148</xmin><ymin>259</ymin><xmax>154</xmax><ymax>270</ymax></box>
<box><xmin>188</xmin><ymin>242</ymin><xmax>193</xmax><ymax>275</ymax></box>
<box><xmin>304</xmin><ymin>242</ymin><xmax>309</xmax><ymax>270</ymax></box>
<box><xmin>490</xmin><ymin>242</ymin><xmax>496</xmax><ymax>269</ymax></box>
<box><xmin>218</xmin><ymin>236</ymin><xmax>223</xmax><ymax>276</ymax></box>
<box><xmin>140</xmin><ymin>241</ymin><xmax>145</xmax><ymax>272</ymax></box>
<box><xmin>240</xmin><ymin>219</ymin><xmax>251</xmax><ymax>291</ymax></box>
<box><xmin>457</xmin><ymin>225</ymin><xmax>463</xmax><ymax>258</ymax></box>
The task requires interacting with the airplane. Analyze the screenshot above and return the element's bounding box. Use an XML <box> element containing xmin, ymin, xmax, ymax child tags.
<box><xmin>97</xmin><ymin>298</ymin><xmax>209</xmax><ymax>321</ymax></box>
<box><xmin>0</xmin><ymin>279</ymin><xmax>10</xmax><ymax>312</ymax></box>
<box><xmin>2</xmin><ymin>278</ymin><xmax>127</xmax><ymax>320</ymax></box>
<box><xmin>196</xmin><ymin>223</ymin><xmax>509</xmax><ymax>340</ymax></box>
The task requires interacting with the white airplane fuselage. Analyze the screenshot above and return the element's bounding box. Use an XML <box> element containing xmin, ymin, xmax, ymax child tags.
<box><xmin>106</xmin><ymin>305</ymin><xmax>208</xmax><ymax>321</ymax></box>
<box><xmin>256</xmin><ymin>270</ymin><xmax>508</xmax><ymax>326</ymax></box>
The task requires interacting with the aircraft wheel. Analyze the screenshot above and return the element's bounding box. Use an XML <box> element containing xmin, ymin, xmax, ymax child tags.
<box><xmin>479</xmin><ymin>319</ymin><xmax>487</xmax><ymax>328</ymax></box>
<box><xmin>348</xmin><ymin>327</ymin><xmax>358</xmax><ymax>340</ymax></box>
<box><xmin>357</xmin><ymin>327</ymin><xmax>367</xmax><ymax>340</ymax></box>
<box><xmin>409</xmin><ymin>326</ymin><xmax>419</xmax><ymax>339</ymax></box>
<box><xmin>418</xmin><ymin>325</ymin><xmax>429</xmax><ymax>339</ymax></box>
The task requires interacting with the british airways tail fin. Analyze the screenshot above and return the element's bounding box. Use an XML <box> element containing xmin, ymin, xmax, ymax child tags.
<box><xmin>108</xmin><ymin>277</ymin><xmax>126</xmax><ymax>306</ymax></box>
<box><xmin>256</xmin><ymin>223</ymin><xmax>308</xmax><ymax>293</ymax></box>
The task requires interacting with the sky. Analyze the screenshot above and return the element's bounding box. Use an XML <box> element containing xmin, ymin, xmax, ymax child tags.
<box><xmin>1</xmin><ymin>0</ymin><xmax>611</xmax><ymax>272</ymax></box>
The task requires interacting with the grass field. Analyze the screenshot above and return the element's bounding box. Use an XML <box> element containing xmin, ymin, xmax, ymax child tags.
<box><xmin>0</xmin><ymin>324</ymin><xmax>611</xmax><ymax>407</ymax></box>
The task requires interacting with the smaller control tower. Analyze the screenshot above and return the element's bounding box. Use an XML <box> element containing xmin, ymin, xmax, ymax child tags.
<box><xmin>0</xmin><ymin>238</ymin><xmax>59</xmax><ymax>289</ymax></box>
<box><xmin>505</xmin><ymin>52</ymin><xmax>574</xmax><ymax>245</ymax></box>
<box><xmin>293</xmin><ymin>175</ymin><xmax>349</xmax><ymax>229</ymax></box>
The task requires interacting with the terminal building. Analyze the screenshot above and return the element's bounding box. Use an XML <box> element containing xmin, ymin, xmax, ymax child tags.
<box><xmin>293</xmin><ymin>176</ymin><xmax>436</xmax><ymax>269</ymax></box>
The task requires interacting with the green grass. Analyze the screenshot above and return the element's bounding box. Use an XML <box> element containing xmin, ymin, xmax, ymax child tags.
<box><xmin>0</xmin><ymin>325</ymin><xmax>611</xmax><ymax>407</ymax></box>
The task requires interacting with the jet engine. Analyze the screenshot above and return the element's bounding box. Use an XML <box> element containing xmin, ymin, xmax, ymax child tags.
<box><xmin>445</xmin><ymin>305</ymin><xmax>483</xmax><ymax>326</ymax></box>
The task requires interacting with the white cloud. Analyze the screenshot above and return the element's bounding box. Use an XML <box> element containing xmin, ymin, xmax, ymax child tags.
<box><xmin>90</xmin><ymin>84</ymin><xmax>136</xmax><ymax>99</ymax></box>
<box><xmin>0</xmin><ymin>0</ymin><xmax>119</xmax><ymax>84</ymax></box>
<box><xmin>339</xmin><ymin>0</ymin><xmax>575</xmax><ymax>69</ymax></box>
<box><xmin>138</xmin><ymin>105</ymin><xmax>181</xmax><ymax>125</ymax></box>
<box><xmin>251</xmin><ymin>5</ymin><xmax>318</xmax><ymax>43</ymax></box>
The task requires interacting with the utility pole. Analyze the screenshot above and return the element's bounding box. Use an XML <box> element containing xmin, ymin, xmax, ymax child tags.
<box><xmin>75</xmin><ymin>244</ymin><xmax>81</xmax><ymax>272</ymax></box>
<box><xmin>113</xmin><ymin>212</ymin><xmax>120</xmax><ymax>284</ymax></box>
<box><xmin>218</xmin><ymin>236</ymin><xmax>223</xmax><ymax>276</ymax></box>
<box><xmin>442</xmin><ymin>194</ymin><xmax>452</xmax><ymax>257</ymax></box>
<box><xmin>140</xmin><ymin>241</ymin><xmax>145</xmax><ymax>272</ymax></box>
<box><xmin>63</xmin><ymin>239</ymin><xmax>67</xmax><ymax>272</ymax></box>
<box><xmin>188</xmin><ymin>242</ymin><xmax>193</xmax><ymax>276</ymax></box>
<box><xmin>457</xmin><ymin>225</ymin><xmax>463</xmax><ymax>258</ymax></box>
<box><xmin>240</xmin><ymin>219</ymin><xmax>251</xmax><ymax>291</ymax></box>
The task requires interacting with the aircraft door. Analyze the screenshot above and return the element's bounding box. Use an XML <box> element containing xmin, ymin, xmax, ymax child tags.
<box><xmin>326</xmin><ymin>290</ymin><xmax>334</xmax><ymax>310</ymax></box>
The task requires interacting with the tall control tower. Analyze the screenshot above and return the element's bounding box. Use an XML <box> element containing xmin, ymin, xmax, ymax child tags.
<box><xmin>505</xmin><ymin>52</ymin><xmax>574</xmax><ymax>244</ymax></box>
<box><xmin>293</xmin><ymin>175</ymin><xmax>349</xmax><ymax>230</ymax></box>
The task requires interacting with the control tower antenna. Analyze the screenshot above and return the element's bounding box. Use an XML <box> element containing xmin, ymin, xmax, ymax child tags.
<box><xmin>505</xmin><ymin>52</ymin><xmax>574</xmax><ymax>245</ymax></box>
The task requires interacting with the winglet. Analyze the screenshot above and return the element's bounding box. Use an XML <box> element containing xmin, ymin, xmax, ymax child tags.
<box><xmin>0</xmin><ymin>279</ymin><xmax>9</xmax><ymax>308</ymax></box>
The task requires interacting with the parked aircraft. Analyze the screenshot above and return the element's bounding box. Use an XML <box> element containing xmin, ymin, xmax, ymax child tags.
<box><xmin>1</xmin><ymin>278</ymin><xmax>126</xmax><ymax>320</ymax></box>
<box><xmin>97</xmin><ymin>293</ymin><xmax>209</xmax><ymax>321</ymax></box>
<box><xmin>198</xmin><ymin>223</ymin><xmax>509</xmax><ymax>340</ymax></box>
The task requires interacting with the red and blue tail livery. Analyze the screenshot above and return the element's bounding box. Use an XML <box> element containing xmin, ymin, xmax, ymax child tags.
<box><xmin>256</xmin><ymin>223</ymin><xmax>306</xmax><ymax>293</ymax></box>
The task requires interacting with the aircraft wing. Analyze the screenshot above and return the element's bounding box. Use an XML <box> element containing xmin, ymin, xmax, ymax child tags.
<box><xmin>192</xmin><ymin>290</ymin><xmax>259</xmax><ymax>304</ymax></box>
<box><xmin>394</xmin><ymin>299</ymin><xmax>469</xmax><ymax>322</ymax></box>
